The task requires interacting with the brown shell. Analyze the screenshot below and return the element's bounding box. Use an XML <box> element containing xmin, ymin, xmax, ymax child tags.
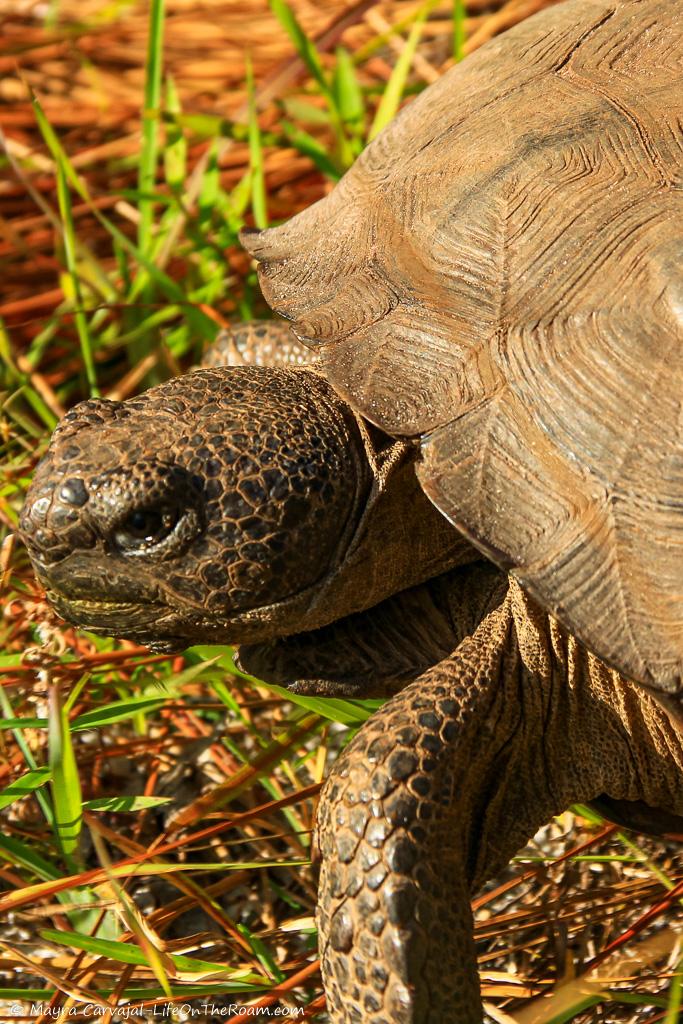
<box><xmin>241</xmin><ymin>0</ymin><xmax>683</xmax><ymax>692</ymax></box>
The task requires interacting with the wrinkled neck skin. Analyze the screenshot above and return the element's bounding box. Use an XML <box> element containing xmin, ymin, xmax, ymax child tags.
<box><xmin>239</xmin><ymin>561</ymin><xmax>504</xmax><ymax>697</ymax></box>
<box><xmin>229</xmin><ymin>435</ymin><xmax>476</xmax><ymax>646</ymax></box>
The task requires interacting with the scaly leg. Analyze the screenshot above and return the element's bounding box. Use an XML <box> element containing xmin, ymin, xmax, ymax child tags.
<box><xmin>201</xmin><ymin>320</ymin><xmax>312</xmax><ymax>368</ymax></box>
<box><xmin>318</xmin><ymin>579</ymin><xmax>683</xmax><ymax>1023</ymax></box>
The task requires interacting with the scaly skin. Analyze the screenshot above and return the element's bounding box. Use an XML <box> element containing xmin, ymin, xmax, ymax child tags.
<box><xmin>19</xmin><ymin>322</ymin><xmax>683</xmax><ymax>1023</ymax></box>
<box><xmin>319</xmin><ymin>578</ymin><xmax>683</xmax><ymax>1022</ymax></box>
<box><xmin>202</xmin><ymin>321</ymin><xmax>312</xmax><ymax>369</ymax></box>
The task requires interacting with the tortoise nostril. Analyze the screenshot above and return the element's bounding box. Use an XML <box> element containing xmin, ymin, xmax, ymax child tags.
<box><xmin>59</xmin><ymin>478</ymin><xmax>89</xmax><ymax>507</ymax></box>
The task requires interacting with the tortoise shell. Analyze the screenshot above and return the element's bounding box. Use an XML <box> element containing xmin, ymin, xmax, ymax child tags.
<box><xmin>241</xmin><ymin>0</ymin><xmax>683</xmax><ymax>692</ymax></box>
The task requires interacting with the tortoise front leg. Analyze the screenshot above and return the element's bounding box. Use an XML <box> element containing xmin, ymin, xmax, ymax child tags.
<box><xmin>318</xmin><ymin>580</ymin><xmax>683</xmax><ymax>1023</ymax></box>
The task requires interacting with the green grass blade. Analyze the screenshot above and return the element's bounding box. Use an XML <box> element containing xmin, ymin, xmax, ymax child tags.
<box><xmin>224</xmin><ymin>168</ymin><xmax>253</xmax><ymax>231</ymax></box>
<box><xmin>48</xmin><ymin>684</ymin><xmax>82</xmax><ymax>858</ymax></box>
<box><xmin>281</xmin><ymin>97</ymin><xmax>333</xmax><ymax>126</ymax></box>
<box><xmin>246</xmin><ymin>55</ymin><xmax>268</xmax><ymax>229</ymax></box>
<box><xmin>545</xmin><ymin>991</ymin><xmax>670</xmax><ymax>1023</ymax></box>
<box><xmin>0</xmin><ymin>323</ymin><xmax>59</xmax><ymax>430</ymax></box>
<box><xmin>333</xmin><ymin>45</ymin><xmax>366</xmax><ymax>139</ymax></box>
<box><xmin>100</xmin><ymin>209</ymin><xmax>216</xmax><ymax>338</ymax></box>
<box><xmin>369</xmin><ymin>12</ymin><xmax>427</xmax><ymax>141</ymax></box>
<box><xmin>73</xmin><ymin>695</ymin><xmax>169</xmax><ymax>729</ymax></box>
<box><xmin>0</xmin><ymin>717</ymin><xmax>50</xmax><ymax>730</ymax></box>
<box><xmin>269</xmin><ymin>0</ymin><xmax>332</xmax><ymax>101</ymax></box>
<box><xmin>0</xmin><ymin>988</ymin><xmax>269</xmax><ymax>1000</ymax></box>
<box><xmin>666</xmin><ymin>958</ymin><xmax>683</xmax><ymax>1024</ymax></box>
<box><xmin>131</xmin><ymin>0</ymin><xmax>166</xmax><ymax>367</ymax></box>
<box><xmin>163</xmin><ymin>74</ymin><xmax>186</xmax><ymax>192</ymax></box>
<box><xmin>268</xmin><ymin>0</ymin><xmax>353</xmax><ymax>164</ymax></box>
<box><xmin>236</xmin><ymin>923</ymin><xmax>286</xmax><ymax>983</ymax></box>
<box><xmin>545</xmin><ymin>997</ymin><xmax>604</xmax><ymax>1022</ymax></box>
<box><xmin>0</xmin><ymin>767</ymin><xmax>51</xmax><ymax>811</ymax></box>
<box><xmin>55</xmin><ymin>162</ymin><xmax>99</xmax><ymax>397</ymax></box>
<box><xmin>352</xmin><ymin>0</ymin><xmax>436</xmax><ymax>65</ymax></box>
<box><xmin>0</xmin><ymin>697</ymin><xmax>169</xmax><ymax>733</ymax></box>
<box><xmin>139</xmin><ymin>0</ymin><xmax>165</xmax><ymax>256</ymax></box>
<box><xmin>29</xmin><ymin>95</ymin><xmax>116</xmax><ymax>303</ymax></box>
<box><xmin>89</xmin><ymin>828</ymin><xmax>174</xmax><ymax>997</ymax></box>
<box><xmin>0</xmin><ymin>833</ymin><xmax>60</xmax><ymax>880</ymax></box>
<box><xmin>31</xmin><ymin>93</ymin><xmax>89</xmax><ymax>202</ymax></box>
<box><xmin>263</xmin><ymin>684</ymin><xmax>384</xmax><ymax>725</ymax></box>
<box><xmin>571</xmin><ymin>802</ymin><xmax>604</xmax><ymax>825</ymax></box>
<box><xmin>6</xmin><ymin>383</ymin><xmax>59</xmax><ymax>432</ymax></box>
<box><xmin>197</xmin><ymin>140</ymin><xmax>220</xmax><ymax>228</ymax></box>
<box><xmin>39</xmin><ymin>929</ymin><xmax>266</xmax><ymax>978</ymax></box>
<box><xmin>83</xmin><ymin>795</ymin><xmax>171</xmax><ymax>812</ymax></box>
<box><xmin>453</xmin><ymin>0</ymin><xmax>466</xmax><ymax>62</ymax></box>
<box><xmin>613</xmin><ymin>828</ymin><xmax>677</xmax><ymax>891</ymax></box>
<box><xmin>280</xmin><ymin>122</ymin><xmax>341</xmax><ymax>180</ymax></box>
<box><xmin>0</xmin><ymin>687</ymin><xmax>54</xmax><ymax>825</ymax></box>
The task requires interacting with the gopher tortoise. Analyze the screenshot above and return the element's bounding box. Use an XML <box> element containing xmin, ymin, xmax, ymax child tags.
<box><xmin>20</xmin><ymin>0</ymin><xmax>683</xmax><ymax>1019</ymax></box>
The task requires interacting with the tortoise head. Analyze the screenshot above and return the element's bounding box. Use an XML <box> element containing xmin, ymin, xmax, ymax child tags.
<box><xmin>20</xmin><ymin>365</ymin><xmax>468</xmax><ymax>653</ymax></box>
<box><xmin>19</xmin><ymin>366</ymin><xmax>376</xmax><ymax>652</ymax></box>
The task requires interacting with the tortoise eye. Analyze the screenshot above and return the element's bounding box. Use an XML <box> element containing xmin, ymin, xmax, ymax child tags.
<box><xmin>114</xmin><ymin>506</ymin><xmax>179</xmax><ymax>550</ymax></box>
